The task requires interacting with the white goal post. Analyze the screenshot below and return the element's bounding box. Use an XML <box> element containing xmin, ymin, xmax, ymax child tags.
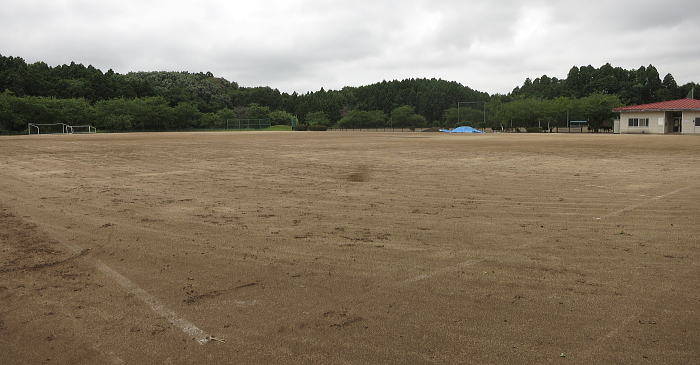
<box><xmin>28</xmin><ymin>123</ymin><xmax>69</xmax><ymax>135</ymax></box>
<box><xmin>67</xmin><ymin>125</ymin><xmax>97</xmax><ymax>134</ymax></box>
<box><xmin>28</xmin><ymin>123</ymin><xmax>97</xmax><ymax>135</ymax></box>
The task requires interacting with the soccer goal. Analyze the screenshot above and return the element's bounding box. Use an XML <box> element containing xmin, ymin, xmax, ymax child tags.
<box><xmin>225</xmin><ymin>119</ymin><xmax>271</xmax><ymax>130</ymax></box>
<box><xmin>28</xmin><ymin>123</ymin><xmax>97</xmax><ymax>135</ymax></box>
<box><xmin>67</xmin><ymin>125</ymin><xmax>97</xmax><ymax>134</ymax></box>
<box><xmin>569</xmin><ymin>120</ymin><xmax>588</xmax><ymax>133</ymax></box>
<box><xmin>28</xmin><ymin>123</ymin><xmax>69</xmax><ymax>135</ymax></box>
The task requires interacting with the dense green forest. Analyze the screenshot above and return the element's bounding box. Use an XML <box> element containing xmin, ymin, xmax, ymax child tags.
<box><xmin>512</xmin><ymin>64</ymin><xmax>698</xmax><ymax>103</ymax></box>
<box><xmin>1</xmin><ymin>54</ymin><xmax>697</xmax><ymax>133</ymax></box>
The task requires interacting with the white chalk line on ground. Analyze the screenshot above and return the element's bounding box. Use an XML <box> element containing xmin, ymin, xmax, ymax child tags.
<box><xmin>401</xmin><ymin>233</ymin><xmax>556</xmax><ymax>286</ymax></box>
<box><xmin>596</xmin><ymin>184</ymin><xmax>695</xmax><ymax>220</ymax></box>
<box><xmin>91</xmin><ymin>343</ymin><xmax>126</xmax><ymax>364</ymax></box>
<box><xmin>603</xmin><ymin>313</ymin><xmax>638</xmax><ymax>340</ymax></box>
<box><xmin>398</xmin><ymin>185</ymin><xmax>697</xmax><ymax>358</ymax></box>
<box><xmin>402</xmin><ymin>259</ymin><xmax>482</xmax><ymax>284</ymax></box>
<box><xmin>0</xmin><ymin>188</ymin><xmax>217</xmax><ymax>345</ymax></box>
<box><xmin>54</xmin><ymin>238</ymin><xmax>213</xmax><ymax>345</ymax></box>
<box><xmin>576</xmin><ymin>312</ymin><xmax>640</xmax><ymax>362</ymax></box>
<box><xmin>94</xmin><ymin>261</ymin><xmax>211</xmax><ymax>344</ymax></box>
<box><xmin>406</xmin><ymin>185</ymin><xmax>696</xmax><ymax>286</ymax></box>
<box><xmin>399</xmin><ymin>186</ymin><xmax>698</xmax><ymax>285</ymax></box>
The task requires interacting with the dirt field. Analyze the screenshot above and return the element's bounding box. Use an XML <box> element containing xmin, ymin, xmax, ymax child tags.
<box><xmin>1</xmin><ymin>131</ymin><xmax>699</xmax><ymax>364</ymax></box>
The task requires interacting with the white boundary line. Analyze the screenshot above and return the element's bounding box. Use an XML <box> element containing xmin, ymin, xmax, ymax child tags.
<box><xmin>399</xmin><ymin>182</ymin><xmax>693</xmax><ymax>285</ymax></box>
<box><xmin>94</xmin><ymin>261</ymin><xmax>211</xmax><ymax>344</ymax></box>
<box><xmin>56</xmin><ymin>239</ymin><xmax>212</xmax><ymax>344</ymax></box>
<box><xmin>0</xmin><ymin>182</ymin><xmax>215</xmax><ymax>345</ymax></box>
<box><xmin>577</xmin><ymin>312</ymin><xmax>639</xmax><ymax>362</ymax></box>
<box><xmin>595</xmin><ymin>184</ymin><xmax>695</xmax><ymax>220</ymax></box>
<box><xmin>402</xmin><ymin>259</ymin><xmax>482</xmax><ymax>284</ymax></box>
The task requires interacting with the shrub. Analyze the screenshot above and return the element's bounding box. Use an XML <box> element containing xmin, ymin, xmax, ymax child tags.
<box><xmin>305</xmin><ymin>111</ymin><xmax>331</xmax><ymax>126</ymax></box>
<box><xmin>337</xmin><ymin>110</ymin><xmax>386</xmax><ymax>128</ymax></box>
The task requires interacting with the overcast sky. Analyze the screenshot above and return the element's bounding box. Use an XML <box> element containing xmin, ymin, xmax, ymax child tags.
<box><xmin>1</xmin><ymin>0</ymin><xmax>699</xmax><ymax>94</ymax></box>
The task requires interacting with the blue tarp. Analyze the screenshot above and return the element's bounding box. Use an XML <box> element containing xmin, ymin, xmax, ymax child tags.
<box><xmin>440</xmin><ymin>126</ymin><xmax>484</xmax><ymax>133</ymax></box>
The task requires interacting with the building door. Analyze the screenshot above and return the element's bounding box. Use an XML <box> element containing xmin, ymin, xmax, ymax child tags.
<box><xmin>673</xmin><ymin>117</ymin><xmax>682</xmax><ymax>133</ymax></box>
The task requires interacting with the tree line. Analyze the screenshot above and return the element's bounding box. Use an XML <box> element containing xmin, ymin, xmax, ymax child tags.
<box><xmin>1</xmin><ymin>54</ymin><xmax>697</xmax><ymax>133</ymax></box>
<box><xmin>512</xmin><ymin>63</ymin><xmax>698</xmax><ymax>105</ymax></box>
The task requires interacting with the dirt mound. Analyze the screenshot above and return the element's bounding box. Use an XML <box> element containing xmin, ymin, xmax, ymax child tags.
<box><xmin>347</xmin><ymin>166</ymin><xmax>370</xmax><ymax>182</ymax></box>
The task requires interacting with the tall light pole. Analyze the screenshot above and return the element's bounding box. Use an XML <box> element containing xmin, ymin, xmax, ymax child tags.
<box><xmin>457</xmin><ymin>101</ymin><xmax>487</xmax><ymax>129</ymax></box>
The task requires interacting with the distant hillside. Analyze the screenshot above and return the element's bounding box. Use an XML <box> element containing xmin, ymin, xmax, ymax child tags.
<box><xmin>0</xmin><ymin>54</ymin><xmax>487</xmax><ymax>122</ymax></box>
<box><xmin>0</xmin><ymin>54</ymin><xmax>697</xmax><ymax>134</ymax></box>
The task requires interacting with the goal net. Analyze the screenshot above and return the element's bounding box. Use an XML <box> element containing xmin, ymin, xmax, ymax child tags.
<box><xmin>569</xmin><ymin>120</ymin><xmax>588</xmax><ymax>133</ymax></box>
<box><xmin>225</xmin><ymin>119</ymin><xmax>271</xmax><ymax>130</ymax></box>
<box><xmin>28</xmin><ymin>123</ymin><xmax>69</xmax><ymax>135</ymax></box>
<box><xmin>67</xmin><ymin>125</ymin><xmax>97</xmax><ymax>134</ymax></box>
<box><xmin>28</xmin><ymin>123</ymin><xmax>97</xmax><ymax>135</ymax></box>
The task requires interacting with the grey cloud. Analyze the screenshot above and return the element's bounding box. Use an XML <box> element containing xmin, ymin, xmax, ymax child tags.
<box><xmin>1</xmin><ymin>0</ymin><xmax>698</xmax><ymax>94</ymax></box>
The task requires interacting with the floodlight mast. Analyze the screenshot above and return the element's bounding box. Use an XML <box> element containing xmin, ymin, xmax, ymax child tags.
<box><xmin>457</xmin><ymin>101</ymin><xmax>486</xmax><ymax>128</ymax></box>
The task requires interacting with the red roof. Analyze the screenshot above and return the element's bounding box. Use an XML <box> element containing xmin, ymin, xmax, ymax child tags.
<box><xmin>613</xmin><ymin>98</ymin><xmax>700</xmax><ymax>112</ymax></box>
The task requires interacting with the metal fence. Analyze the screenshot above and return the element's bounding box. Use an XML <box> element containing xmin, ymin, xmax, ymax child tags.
<box><xmin>225</xmin><ymin>119</ymin><xmax>271</xmax><ymax>130</ymax></box>
<box><xmin>324</xmin><ymin>126</ymin><xmax>614</xmax><ymax>134</ymax></box>
<box><xmin>327</xmin><ymin>127</ymin><xmax>421</xmax><ymax>132</ymax></box>
<box><xmin>548</xmin><ymin>126</ymin><xmax>613</xmax><ymax>133</ymax></box>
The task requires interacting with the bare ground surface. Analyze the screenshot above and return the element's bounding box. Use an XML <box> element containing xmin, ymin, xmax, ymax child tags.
<box><xmin>0</xmin><ymin>131</ymin><xmax>699</xmax><ymax>364</ymax></box>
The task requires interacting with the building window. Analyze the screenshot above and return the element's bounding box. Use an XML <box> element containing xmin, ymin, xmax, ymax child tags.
<box><xmin>696</xmin><ymin>118</ymin><xmax>700</xmax><ymax>127</ymax></box>
<box><xmin>628</xmin><ymin>118</ymin><xmax>649</xmax><ymax>127</ymax></box>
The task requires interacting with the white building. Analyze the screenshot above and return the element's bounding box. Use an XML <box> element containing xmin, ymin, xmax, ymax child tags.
<box><xmin>613</xmin><ymin>98</ymin><xmax>700</xmax><ymax>134</ymax></box>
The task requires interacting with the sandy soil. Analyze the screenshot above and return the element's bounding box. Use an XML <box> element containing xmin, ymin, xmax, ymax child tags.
<box><xmin>0</xmin><ymin>131</ymin><xmax>699</xmax><ymax>364</ymax></box>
